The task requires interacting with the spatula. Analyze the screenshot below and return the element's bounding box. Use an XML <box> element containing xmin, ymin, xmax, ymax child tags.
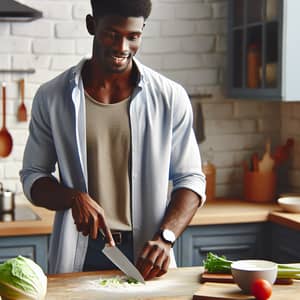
<box><xmin>17</xmin><ymin>79</ymin><xmax>27</xmax><ymax>122</ymax></box>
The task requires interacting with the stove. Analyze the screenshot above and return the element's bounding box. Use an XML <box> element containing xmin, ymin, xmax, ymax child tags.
<box><xmin>0</xmin><ymin>205</ymin><xmax>40</xmax><ymax>222</ymax></box>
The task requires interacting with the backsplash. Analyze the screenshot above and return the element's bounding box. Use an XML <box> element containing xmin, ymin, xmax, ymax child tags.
<box><xmin>0</xmin><ymin>0</ymin><xmax>299</xmax><ymax>198</ymax></box>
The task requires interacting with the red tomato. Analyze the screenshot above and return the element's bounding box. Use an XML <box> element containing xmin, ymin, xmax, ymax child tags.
<box><xmin>251</xmin><ymin>279</ymin><xmax>272</xmax><ymax>300</ymax></box>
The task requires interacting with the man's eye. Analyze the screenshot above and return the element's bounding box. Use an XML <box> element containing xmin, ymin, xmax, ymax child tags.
<box><xmin>128</xmin><ymin>35</ymin><xmax>140</xmax><ymax>41</ymax></box>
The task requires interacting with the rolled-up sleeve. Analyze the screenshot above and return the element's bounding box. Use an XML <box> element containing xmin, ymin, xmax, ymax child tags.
<box><xmin>169</xmin><ymin>86</ymin><xmax>206</xmax><ymax>205</ymax></box>
<box><xmin>20</xmin><ymin>86</ymin><xmax>58</xmax><ymax>202</ymax></box>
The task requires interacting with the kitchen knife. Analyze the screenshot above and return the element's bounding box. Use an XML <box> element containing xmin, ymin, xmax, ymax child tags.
<box><xmin>102</xmin><ymin>245</ymin><xmax>145</xmax><ymax>284</ymax></box>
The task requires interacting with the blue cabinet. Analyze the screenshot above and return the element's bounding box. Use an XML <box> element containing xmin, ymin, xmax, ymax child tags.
<box><xmin>175</xmin><ymin>223</ymin><xmax>268</xmax><ymax>267</ymax></box>
<box><xmin>270</xmin><ymin>223</ymin><xmax>300</xmax><ymax>263</ymax></box>
<box><xmin>0</xmin><ymin>235</ymin><xmax>49</xmax><ymax>272</ymax></box>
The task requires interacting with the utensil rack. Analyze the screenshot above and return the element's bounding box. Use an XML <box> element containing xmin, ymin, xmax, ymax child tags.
<box><xmin>0</xmin><ymin>69</ymin><xmax>35</xmax><ymax>74</ymax></box>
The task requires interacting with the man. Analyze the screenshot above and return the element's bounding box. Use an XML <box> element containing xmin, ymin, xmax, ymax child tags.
<box><xmin>20</xmin><ymin>0</ymin><xmax>206</xmax><ymax>280</ymax></box>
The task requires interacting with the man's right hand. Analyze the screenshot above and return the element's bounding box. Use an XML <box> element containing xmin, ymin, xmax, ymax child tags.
<box><xmin>71</xmin><ymin>192</ymin><xmax>115</xmax><ymax>246</ymax></box>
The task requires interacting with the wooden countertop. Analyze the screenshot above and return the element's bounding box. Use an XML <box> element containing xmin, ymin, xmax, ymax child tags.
<box><xmin>46</xmin><ymin>266</ymin><xmax>300</xmax><ymax>300</ymax></box>
<box><xmin>1</xmin><ymin>198</ymin><xmax>300</xmax><ymax>237</ymax></box>
<box><xmin>0</xmin><ymin>200</ymin><xmax>54</xmax><ymax>237</ymax></box>
<box><xmin>190</xmin><ymin>199</ymin><xmax>300</xmax><ymax>232</ymax></box>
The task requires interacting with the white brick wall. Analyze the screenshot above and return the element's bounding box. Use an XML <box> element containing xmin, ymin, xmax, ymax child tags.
<box><xmin>0</xmin><ymin>0</ymin><xmax>299</xmax><ymax>199</ymax></box>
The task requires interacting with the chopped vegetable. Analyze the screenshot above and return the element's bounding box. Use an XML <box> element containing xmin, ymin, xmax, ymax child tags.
<box><xmin>203</xmin><ymin>252</ymin><xmax>300</xmax><ymax>279</ymax></box>
<box><xmin>99</xmin><ymin>276</ymin><xmax>140</xmax><ymax>287</ymax></box>
<box><xmin>0</xmin><ymin>255</ymin><xmax>47</xmax><ymax>300</ymax></box>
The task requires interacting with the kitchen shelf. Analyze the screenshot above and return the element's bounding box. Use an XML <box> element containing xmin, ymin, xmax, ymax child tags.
<box><xmin>0</xmin><ymin>69</ymin><xmax>35</xmax><ymax>74</ymax></box>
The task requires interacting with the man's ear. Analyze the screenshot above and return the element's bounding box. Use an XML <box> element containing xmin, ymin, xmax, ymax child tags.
<box><xmin>86</xmin><ymin>14</ymin><xmax>95</xmax><ymax>35</ymax></box>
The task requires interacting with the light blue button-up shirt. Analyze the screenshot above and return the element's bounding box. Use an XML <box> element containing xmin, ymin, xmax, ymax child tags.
<box><xmin>20</xmin><ymin>58</ymin><xmax>206</xmax><ymax>274</ymax></box>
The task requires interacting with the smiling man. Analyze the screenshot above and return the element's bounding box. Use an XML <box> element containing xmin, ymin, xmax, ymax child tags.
<box><xmin>20</xmin><ymin>0</ymin><xmax>206</xmax><ymax>280</ymax></box>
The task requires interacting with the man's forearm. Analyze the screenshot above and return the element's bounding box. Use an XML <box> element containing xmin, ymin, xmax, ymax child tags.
<box><xmin>155</xmin><ymin>188</ymin><xmax>201</xmax><ymax>239</ymax></box>
<box><xmin>31</xmin><ymin>177</ymin><xmax>77</xmax><ymax>211</ymax></box>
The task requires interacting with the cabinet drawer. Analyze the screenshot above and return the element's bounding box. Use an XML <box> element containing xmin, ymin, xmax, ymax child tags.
<box><xmin>176</xmin><ymin>223</ymin><xmax>267</xmax><ymax>267</ymax></box>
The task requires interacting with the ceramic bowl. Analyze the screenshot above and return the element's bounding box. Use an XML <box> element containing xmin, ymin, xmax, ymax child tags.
<box><xmin>231</xmin><ymin>260</ymin><xmax>277</xmax><ymax>293</ymax></box>
<box><xmin>278</xmin><ymin>197</ymin><xmax>300</xmax><ymax>213</ymax></box>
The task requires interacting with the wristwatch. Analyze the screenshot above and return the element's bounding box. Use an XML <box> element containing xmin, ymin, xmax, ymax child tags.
<box><xmin>160</xmin><ymin>229</ymin><xmax>176</xmax><ymax>247</ymax></box>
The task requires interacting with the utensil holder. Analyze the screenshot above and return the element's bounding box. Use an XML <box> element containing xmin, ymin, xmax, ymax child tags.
<box><xmin>243</xmin><ymin>171</ymin><xmax>277</xmax><ymax>202</ymax></box>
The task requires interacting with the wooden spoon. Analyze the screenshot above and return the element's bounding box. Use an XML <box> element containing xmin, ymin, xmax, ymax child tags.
<box><xmin>17</xmin><ymin>79</ymin><xmax>27</xmax><ymax>122</ymax></box>
<box><xmin>0</xmin><ymin>83</ymin><xmax>13</xmax><ymax>157</ymax></box>
<box><xmin>258</xmin><ymin>139</ymin><xmax>275</xmax><ymax>173</ymax></box>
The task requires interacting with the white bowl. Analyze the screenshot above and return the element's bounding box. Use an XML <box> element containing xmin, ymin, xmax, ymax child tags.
<box><xmin>278</xmin><ymin>197</ymin><xmax>300</xmax><ymax>213</ymax></box>
<box><xmin>231</xmin><ymin>260</ymin><xmax>277</xmax><ymax>293</ymax></box>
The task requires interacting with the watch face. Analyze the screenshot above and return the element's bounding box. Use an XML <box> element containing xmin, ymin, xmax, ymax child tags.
<box><xmin>162</xmin><ymin>229</ymin><xmax>176</xmax><ymax>243</ymax></box>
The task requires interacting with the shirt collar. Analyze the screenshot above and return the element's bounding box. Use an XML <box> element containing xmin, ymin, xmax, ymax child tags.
<box><xmin>71</xmin><ymin>56</ymin><xmax>146</xmax><ymax>89</ymax></box>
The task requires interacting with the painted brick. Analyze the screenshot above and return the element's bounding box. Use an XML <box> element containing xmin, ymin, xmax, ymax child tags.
<box><xmin>161</xmin><ymin>20</ymin><xmax>196</xmax><ymax>36</ymax></box>
<box><xmin>141</xmin><ymin>38</ymin><xmax>181</xmax><ymax>53</ymax></box>
<box><xmin>162</xmin><ymin>53</ymin><xmax>202</xmax><ymax>70</ymax></box>
<box><xmin>175</xmin><ymin>4</ymin><xmax>212</xmax><ymax>19</ymax></box>
<box><xmin>201</xmin><ymin>133</ymin><xmax>265</xmax><ymax>151</ymax></box>
<box><xmin>143</xmin><ymin>21</ymin><xmax>161</xmax><ymax>38</ymax></box>
<box><xmin>196</xmin><ymin>20</ymin><xmax>226</xmax><ymax>35</ymax></box>
<box><xmin>12</xmin><ymin>55</ymin><xmax>51</xmax><ymax>70</ymax></box>
<box><xmin>55</xmin><ymin>22</ymin><xmax>87</xmax><ymax>38</ymax></box>
<box><xmin>0</xmin><ymin>23</ymin><xmax>10</xmax><ymax>36</ymax></box>
<box><xmin>212</xmin><ymin>2</ymin><xmax>228</xmax><ymax>19</ymax></box>
<box><xmin>205</xmin><ymin>119</ymin><xmax>257</xmax><ymax>135</ymax></box>
<box><xmin>137</xmin><ymin>54</ymin><xmax>163</xmax><ymax>70</ymax></box>
<box><xmin>258</xmin><ymin>119</ymin><xmax>281</xmax><ymax>133</ymax></box>
<box><xmin>26</xmin><ymin>1</ymin><xmax>72</xmax><ymax>20</ymax></box>
<box><xmin>33</xmin><ymin>39</ymin><xmax>76</xmax><ymax>54</ymax></box>
<box><xmin>51</xmin><ymin>55</ymin><xmax>82</xmax><ymax>71</ymax></box>
<box><xmin>73</xmin><ymin>3</ymin><xmax>91</xmax><ymax>20</ymax></box>
<box><xmin>4</xmin><ymin>162</ymin><xmax>22</xmax><ymax>179</ymax></box>
<box><xmin>216</xmin><ymin>35</ymin><xmax>227</xmax><ymax>52</ymax></box>
<box><xmin>202</xmin><ymin>102</ymin><xmax>234</xmax><ymax>119</ymax></box>
<box><xmin>76</xmin><ymin>38</ymin><xmax>93</xmax><ymax>55</ymax></box>
<box><xmin>181</xmin><ymin>36</ymin><xmax>215</xmax><ymax>53</ymax></box>
<box><xmin>0</xmin><ymin>37</ymin><xmax>31</xmax><ymax>53</ymax></box>
<box><xmin>28</xmin><ymin>69</ymin><xmax>61</xmax><ymax>84</ymax></box>
<box><xmin>12</xmin><ymin>20</ymin><xmax>53</xmax><ymax>37</ymax></box>
<box><xmin>151</xmin><ymin>4</ymin><xmax>176</xmax><ymax>20</ymax></box>
<box><xmin>0</xmin><ymin>55</ymin><xmax>10</xmax><ymax>69</ymax></box>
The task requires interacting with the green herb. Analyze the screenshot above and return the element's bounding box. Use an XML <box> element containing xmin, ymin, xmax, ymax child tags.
<box><xmin>126</xmin><ymin>277</ymin><xmax>139</xmax><ymax>284</ymax></box>
<box><xmin>203</xmin><ymin>252</ymin><xmax>300</xmax><ymax>279</ymax></box>
<box><xmin>99</xmin><ymin>276</ymin><xmax>141</xmax><ymax>287</ymax></box>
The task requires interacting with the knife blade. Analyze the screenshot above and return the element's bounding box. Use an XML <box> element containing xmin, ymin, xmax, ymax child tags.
<box><xmin>102</xmin><ymin>245</ymin><xmax>145</xmax><ymax>284</ymax></box>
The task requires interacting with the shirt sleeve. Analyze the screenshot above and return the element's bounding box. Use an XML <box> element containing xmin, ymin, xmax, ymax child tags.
<box><xmin>19</xmin><ymin>86</ymin><xmax>58</xmax><ymax>202</ymax></box>
<box><xmin>169</xmin><ymin>85</ymin><xmax>206</xmax><ymax>205</ymax></box>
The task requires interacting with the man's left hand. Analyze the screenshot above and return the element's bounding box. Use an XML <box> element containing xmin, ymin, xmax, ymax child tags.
<box><xmin>136</xmin><ymin>239</ymin><xmax>171</xmax><ymax>280</ymax></box>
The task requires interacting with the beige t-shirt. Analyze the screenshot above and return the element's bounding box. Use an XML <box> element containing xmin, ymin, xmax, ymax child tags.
<box><xmin>85</xmin><ymin>92</ymin><xmax>132</xmax><ymax>231</ymax></box>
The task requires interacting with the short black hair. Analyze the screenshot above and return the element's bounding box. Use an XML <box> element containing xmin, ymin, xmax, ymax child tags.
<box><xmin>90</xmin><ymin>0</ymin><xmax>152</xmax><ymax>20</ymax></box>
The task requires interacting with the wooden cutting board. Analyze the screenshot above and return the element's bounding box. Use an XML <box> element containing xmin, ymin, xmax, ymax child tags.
<box><xmin>193</xmin><ymin>283</ymin><xmax>254</xmax><ymax>300</ymax></box>
<box><xmin>200</xmin><ymin>272</ymin><xmax>293</xmax><ymax>285</ymax></box>
<box><xmin>193</xmin><ymin>281</ymin><xmax>300</xmax><ymax>300</ymax></box>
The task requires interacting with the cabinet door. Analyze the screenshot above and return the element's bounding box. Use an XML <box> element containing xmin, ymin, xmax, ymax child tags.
<box><xmin>0</xmin><ymin>235</ymin><xmax>49</xmax><ymax>272</ymax></box>
<box><xmin>228</xmin><ymin>0</ymin><xmax>283</xmax><ymax>100</ymax></box>
<box><xmin>270</xmin><ymin>223</ymin><xmax>300</xmax><ymax>263</ymax></box>
<box><xmin>176</xmin><ymin>223</ymin><xmax>267</xmax><ymax>267</ymax></box>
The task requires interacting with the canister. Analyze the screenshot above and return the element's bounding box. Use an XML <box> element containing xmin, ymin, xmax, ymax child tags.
<box><xmin>0</xmin><ymin>183</ymin><xmax>15</xmax><ymax>213</ymax></box>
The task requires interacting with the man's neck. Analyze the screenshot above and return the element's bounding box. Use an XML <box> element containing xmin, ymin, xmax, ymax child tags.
<box><xmin>82</xmin><ymin>60</ymin><xmax>137</xmax><ymax>104</ymax></box>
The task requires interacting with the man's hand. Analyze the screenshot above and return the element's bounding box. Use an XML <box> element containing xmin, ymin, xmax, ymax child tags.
<box><xmin>71</xmin><ymin>192</ymin><xmax>115</xmax><ymax>246</ymax></box>
<box><xmin>136</xmin><ymin>238</ymin><xmax>171</xmax><ymax>280</ymax></box>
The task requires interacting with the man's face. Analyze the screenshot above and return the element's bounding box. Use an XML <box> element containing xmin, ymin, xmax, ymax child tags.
<box><xmin>90</xmin><ymin>15</ymin><xmax>144</xmax><ymax>74</ymax></box>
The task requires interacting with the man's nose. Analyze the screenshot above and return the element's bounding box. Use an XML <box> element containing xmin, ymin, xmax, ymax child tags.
<box><xmin>113</xmin><ymin>36</ymin><xmax>129</xmax><ymax>52</ymax></box>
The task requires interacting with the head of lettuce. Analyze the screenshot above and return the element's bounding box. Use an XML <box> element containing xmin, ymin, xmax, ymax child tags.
<box><xmin>0</xmin><ymin>256</ymin><xmax>47</xmax><ymax>300</ymax></box>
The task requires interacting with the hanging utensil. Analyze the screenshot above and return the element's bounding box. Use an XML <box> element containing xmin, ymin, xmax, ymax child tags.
<box><xmin>0</xmin><ymin>83</ymin><xmax>13</xmax><ymax>157</ymax></box>
<box><xmin>17</xmin><ymin>79</ymin><xmax>27</xmax><ymax>122</ymax></box>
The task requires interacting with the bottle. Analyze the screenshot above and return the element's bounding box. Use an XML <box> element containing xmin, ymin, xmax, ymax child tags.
<box><xmin>247</xmin><ymin>43</ymin><xmax>260</xmax><ymax>88</ymax></box>
<box><xmin>202</xmin><ymin>161</ymin><xmax>216</xmax><ymax>202</ymax></box>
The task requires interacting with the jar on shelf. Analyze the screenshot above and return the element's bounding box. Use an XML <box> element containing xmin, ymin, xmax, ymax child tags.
<box><xmin>247</xmin><ymin>43</ymin><xmax>260</xmax><ymax>88</ymax></box>
<box><xmin>202</xmin><ymin>161</ymin><xmax>216</xmax><ymax>202</ymax></box>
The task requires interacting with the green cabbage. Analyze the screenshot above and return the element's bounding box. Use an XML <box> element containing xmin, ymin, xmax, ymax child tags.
<box><xmin>0</xmin><ymin>256</ymin><xmax>47</xmax><ymax>300</ymax></box>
